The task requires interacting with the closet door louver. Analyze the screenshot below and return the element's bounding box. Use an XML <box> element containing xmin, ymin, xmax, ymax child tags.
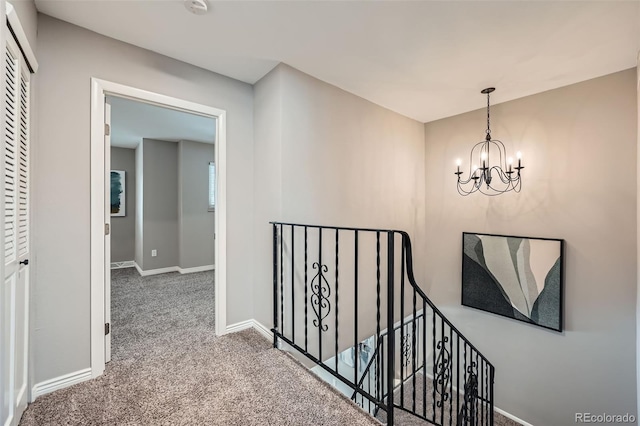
<box><xmin>17</xmin><ymin>72</ymin><xmax>28</xmax><ymax>258</ymax></box>
<box><xmin>4</xmin><ymin>47</ymin><xmax>18</xmax><ymax>264</ymax></box>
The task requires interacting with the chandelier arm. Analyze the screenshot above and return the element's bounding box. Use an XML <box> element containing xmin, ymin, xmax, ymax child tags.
<box><xmin>490</xmin><ymin>166</ymin><xmax>512</xmax><ymax>185</ymax></box>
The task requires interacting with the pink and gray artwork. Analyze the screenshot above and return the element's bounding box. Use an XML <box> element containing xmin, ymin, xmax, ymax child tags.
<box><xmin>462</xmin><ymin>233</ymin><xmax>563</xmax><ymax>331</ymax></box>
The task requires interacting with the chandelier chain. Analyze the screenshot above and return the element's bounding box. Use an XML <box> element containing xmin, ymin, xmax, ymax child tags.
<box><xmin>486</xmin><ymin>91</ymin><xmax>491</xmax><ymax>139</ymax></box>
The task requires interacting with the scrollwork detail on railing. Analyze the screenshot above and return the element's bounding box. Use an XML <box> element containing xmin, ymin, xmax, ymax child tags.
<box><xmin>311</xmin><ymin>262</ymin><xmax>330</xmax><ymax>331</ymax></box>
<box><xmin>434</xmin><ymin>336</ymin><xmax>451</xmax><ymax>406</ymax></box>
<box><xmin>459</xmin><ymin>361</ymin><xmax>479</xmax><ymax>424</ymax></box>
<box><xmin>401</xmin><ymin>332</ymin><xmax>412</xmax><ymax>367</ymax></box>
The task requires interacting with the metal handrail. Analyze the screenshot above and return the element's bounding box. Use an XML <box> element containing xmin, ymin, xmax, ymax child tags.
<box><xmin>270</xmin><ymin>222</ymin><xmax>494</xmax><ymax>426</ymax></box>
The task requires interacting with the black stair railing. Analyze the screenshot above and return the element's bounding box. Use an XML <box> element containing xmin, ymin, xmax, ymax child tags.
<box><xmin>271</xmin><ymin>222</ymin><xmax>494</xmax><ymax>426</ymax></box>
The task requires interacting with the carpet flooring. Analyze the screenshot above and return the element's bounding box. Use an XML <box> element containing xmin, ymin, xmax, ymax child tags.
<box><xmin>20</xmin><ymin>268</ymin><xmax>378</xmax><ymax>426</ymax></box>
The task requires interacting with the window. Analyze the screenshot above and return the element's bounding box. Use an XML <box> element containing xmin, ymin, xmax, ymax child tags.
<box><xmin>208</xmin><ymin>161</ymin><xmax>215</xmax><ymax>211</ymax></box>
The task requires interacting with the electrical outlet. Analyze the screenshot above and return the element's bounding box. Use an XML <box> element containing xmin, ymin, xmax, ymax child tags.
<box><xmin>151</xmin><ymin>250</ymin><xmax>157</xmax><ymax>257</ymax></box>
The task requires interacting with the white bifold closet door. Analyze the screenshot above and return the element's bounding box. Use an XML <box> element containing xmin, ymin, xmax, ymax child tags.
<box><xmin>1</xmin><ymin>33</ymin><xmax>31</xmax><ymax>426</ymax></box>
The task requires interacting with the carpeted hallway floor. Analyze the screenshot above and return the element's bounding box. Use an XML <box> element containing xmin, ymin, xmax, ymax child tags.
<box><xmin>20</xmin><ymin>268</ymin><xmax>378</xmax><ymax>426</ymax></box>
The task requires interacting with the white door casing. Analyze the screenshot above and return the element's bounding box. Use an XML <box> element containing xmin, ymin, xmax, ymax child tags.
<box><xmin>104</xmin><ymin>100</ymin><xmax>111</xmax><ymax>363</ymax></box>
<box><xmin>90</xmin><ymin>79</ymin><xmax>227</xmax><ymax>378</ymax></box>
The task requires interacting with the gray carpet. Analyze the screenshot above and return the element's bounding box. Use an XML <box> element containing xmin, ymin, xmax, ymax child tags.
<box><xmin>20</xmin><ymin>268</ymin><xmax>379</xmax><ymax>426</ymax></box>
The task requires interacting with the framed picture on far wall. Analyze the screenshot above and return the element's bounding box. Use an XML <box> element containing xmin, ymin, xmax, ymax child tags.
<box><xmin>461</xmin><ymin>232</ymin><xmax>564</xmax><ymax>332</ymax></box>
<box><xmin>111</xmin><ymin>170</ymin><xmax>126</xmax><ymax>217</ymax></box>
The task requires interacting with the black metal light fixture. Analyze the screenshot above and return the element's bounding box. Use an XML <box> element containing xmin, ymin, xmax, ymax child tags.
<box><xmin>455</xmin><ymin>87</ymin><xmax>523</xmax><ymax>196</ymax></box>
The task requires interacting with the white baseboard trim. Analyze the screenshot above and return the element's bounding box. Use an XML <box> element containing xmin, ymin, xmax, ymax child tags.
<box><xmin>110</xmin><ymin>260</ymin><xmax>135</xmax><ymax>269</ymax></box>
<box><xmin>136</xmin><ymin>265</ymin><xmax>179</xmax><ymax>276</ymax></box>
<box><xmin>252</xmin><ymin>320</ymin><xmax>273</xmax><ymax>340</ymax></box>
<box><xmin>133</xmin><ymin>262</ymin><xmax>215</xmax><ymax>277</ymax></box>
<box><xmin>494</xmin><ymin>406</ymin><xmax>534</xmax><ymax>426</ymax></box>
<box><xmin>31</xmin><ymin>367</ymin><xmax>92</xmax><ymax>401</ymax></box>
<box><xmin>178</xmin><ymin>264</ymin><xmax>214</xmax><ymax>274</ymax></box>
<box><xmin>225</xmin><ymin>319</ymin><xmax>273</xmax><ymax>341</ymax></box>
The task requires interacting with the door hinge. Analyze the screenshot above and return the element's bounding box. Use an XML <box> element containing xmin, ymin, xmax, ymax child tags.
<box><xmin>105</xmin><ymin>323</ymin><xmax>110</xmax><ymax>335</ymax></box>
<box><xmin>104</xmin><ymin>123</ymin><xmax>110</xmax><ymax>136</ymax></box>
<box><xmin>105</xmin><ymin>223</ymin><xmax>110</xmax><ymax>235</ymax></box>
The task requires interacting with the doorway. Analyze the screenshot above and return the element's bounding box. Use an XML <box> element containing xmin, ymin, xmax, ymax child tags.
<box><xmin>90</xmin><ymin>79</ymin><xmax>227</xmax><ymax>378</ymax></box>
<box><xmin>106</xmin><ymin>95</ymin><xmax>216</xmax><ymax>362</ymax></box>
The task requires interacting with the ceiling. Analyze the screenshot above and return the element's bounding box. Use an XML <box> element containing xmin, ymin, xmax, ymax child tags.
<box><xmin>108</xmin><ymin>95</ymin><xmax>216</xmax><ymax>149</ymax></box>
<box><xmin>37</xmin><ymin>1</ymin><xmax>639</xmax><ymax>123</ymax></box>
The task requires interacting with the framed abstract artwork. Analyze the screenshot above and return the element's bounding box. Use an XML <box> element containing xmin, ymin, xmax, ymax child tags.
<box><xmin>110</xmin><ymin>170</ymin><xmax>126</xmax><ymax>217</ymax></box>
<box><xmin>462</xmin><ymin>232</ymin><xmax>564</xmax><ymax>331</ymax></box>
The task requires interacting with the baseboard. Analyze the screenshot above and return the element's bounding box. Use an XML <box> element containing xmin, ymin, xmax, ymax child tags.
<box><xmin>110</xmin><ymin>260</ymin><xmax>135</xmax><ymax>269</ymax></box>
<box><xmin>133</xmin><ymin>262</ymin><xmax>214</xmax><ymax>277</ymax></box>
<box><xmin>136</xmin><ymin>265</ymin><xmax>179</xmax><ymax>276</ymax></box>
<box><xmin>225</xmin><ymin>319</ymin><xmax>273</xmax><ymax>341</ymax></box>
<box><xmin>252</xmin><ymin>320</ymin><xmax>273</xmax><ymax>340</ymax></box>
<box><xmin>134</xmin><ymin>262</ymin><xmax>145</xmax><ymax>276</ymax></box>
<box><xmin>225</xmin><ymin>319</ymin><xmax>254</xmax><ymax>334</ymax></box>
<box><xmin>494</xmin><ymin>406</ymin><xmax>534</xmax><ymax>426</ymax></box>
<box><xmin>31</xmin><ymin>367</ymin><xmax>92</xmax><ymax>401</ymax></box>
<box><xmin>178</xmin><ymin>264</ymin><xmax>214</xmax><ymax>274</ymax></box>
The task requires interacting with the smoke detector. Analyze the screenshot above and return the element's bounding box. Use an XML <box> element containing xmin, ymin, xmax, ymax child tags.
<box><xmin>184</xmin><ymin>0</ymin><xmax>208</xmax><ymax>15</ymax></box>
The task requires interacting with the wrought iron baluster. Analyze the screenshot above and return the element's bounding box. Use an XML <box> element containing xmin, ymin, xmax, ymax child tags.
<box><xmin>335</xmin><ymin>229</ymin><xmax>339</xmax><ymax>373</ymax></box>
<box><xmin>423</xmin><ymin>301</ymin><xmax>427</xmax><ymax>419</ymax></box>
<box><xmin>490</xmin><ymin>366</ymin><xmax>494</xmax><ymax>426</ymax></box>
<box><xmin>412</xmin><ymin>286</ymin><xmax>417</xmax><ymax>413</ymax></box>
<box><xmin>291</xmin><ymin>225</ymin><xmax>295</xmax><ymax>343</ymax></box>
<box><xmin>376</xmin><ymin>231</ymin><xmax>381</xmax><ymax>405</ymax></box>
<box><xmin>432</xmin><ymin>308</ymin><xmax>436</xmax><ymax>424</ymax></box>
<box><xmin>400</xmin><ymin>241</ymin><xmax>405</xmax><ymax>409</ymax></box>
<box><xmin>485</xmin><ymin>361</ymin><xmax>489</xmax><ymax>426</ymax></box>
<box><xmin>272</xmin><ymin>224</ymin><xmax>278</xmax><ymax>348</ymax></box>
<box><xmin>440</xmin><ymin>318</ymin><xmax>445</xmax><ymax>426</ymax></box>
<box><xmin>386</xmin><ymin>231</ymin><xmax>395</xmax><ymax>426</ymax></box>
<box><xmin>304</xmin><ymin>226</ymin><xmax>308</xmax><ymax>352</ymax></box>
<box><xmin>457</xmin><ymin>335</ymin><xmax>460</xmax><ymax>425</ymax></box>
<box><xmin>318</xmin><ymin>228</ymin><xmax>322</xmax><ymax>361</ymax></box>
<box><xmin>480</xmin><ymin>358</ymin><xmax>484</xmax><ymax>426</ymax></box>
<box><xmin>463</xmin><ymin>342</ymin><xmax>468</xmax><ymax>425</ymax></box>
<box><xmin>280</xmin><ymin>224</ymin><xmax>284</xmax><ymax>340</ymax></box>
<box><xmin>476</xmin><ymin>352</ymin><xmax>479</xmax><ymax>426</ymax></box>
<box><xmin>354</xmin><ymin>230</ymin><xmax>358</xmax><ymax>390</ymax></box>
<box><xmin>449</xmin><ymin>326</ymin><xmax>453</xmax><ymax>426</ymax></box>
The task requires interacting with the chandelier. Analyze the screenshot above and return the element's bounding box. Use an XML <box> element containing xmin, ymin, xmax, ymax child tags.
<box><xmin>455</xmin><ymin>87</ymin><xmax>523</xmax><ymax>196</ymax></box>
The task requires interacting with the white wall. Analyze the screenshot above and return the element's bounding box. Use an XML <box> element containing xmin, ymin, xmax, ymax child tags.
<box><xmin>134</xmin><ymin>142</ymin><xmax>144</xmax><ymax>269</ymax></box>
<box><xmin>178</xmin><ymin>140</ymin><xmax>215</xmax><ymax>269</ymax></box>
<box><xmin>33</xmin><ymin>14</ymin><xmax>254</xmax><ymax>386</ymax></box>
<box><xmin>253</xmin><ymin>64</ymin><xmax>427</xmax><ymax>335</ymax></box>
<box><xmin>423</xmin><ymin>69</ymin><xmax>637</xmax><ymax>425</ymax></box>
<box><xmin>141</xmin><ymin>139</ymin><xmax>179</xmax><ymax>270</ymax></box>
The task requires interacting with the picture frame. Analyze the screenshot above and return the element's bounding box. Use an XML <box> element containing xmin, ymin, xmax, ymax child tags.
<box><xmin>110</xmin><ymin>170</ymin><xmax>126</xmax><ymax>217</ymax></box>
<box><xmin>461</xmin><ymin>232</ymin><xmax>564</xmax><ymax>332</ymax></box>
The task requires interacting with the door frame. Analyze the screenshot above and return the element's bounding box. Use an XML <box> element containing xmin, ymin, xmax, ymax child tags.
<box><xmin>89</xmin><ymin>78</ymin><xmax>227</xmax><ymax>378</ymax></box>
